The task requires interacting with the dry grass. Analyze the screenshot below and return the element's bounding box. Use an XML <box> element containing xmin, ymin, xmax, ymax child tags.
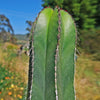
<box><xmin>75</xmin><ymin>53</ymin><xmax>100</xmax><ymax>100</ymax></box>
<box><xmin>0</xmin><ymin>42</ymin><xmax>29</xmax><ymax>83</ymax></box>
<box><xmin>0</xmin><ymin>42</ymin><xmax>29</xmax><ymax>99</ymax></box>
<box><xmin>0</xmin><ymin>42</ymin><xmax>100</xmax><ymax>100</ymax></box>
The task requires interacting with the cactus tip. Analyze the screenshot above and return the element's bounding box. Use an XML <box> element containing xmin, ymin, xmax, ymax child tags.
<box><xmin>45</xmin><ymin>6</ymin><xmax>48</xmax><ymax>8</ymax></box>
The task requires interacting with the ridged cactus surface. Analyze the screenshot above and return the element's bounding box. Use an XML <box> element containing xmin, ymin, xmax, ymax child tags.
<box><xmin>27</xmin><ymin>7</ymin><xmax>76</xmax><ymax>100</ymax></box>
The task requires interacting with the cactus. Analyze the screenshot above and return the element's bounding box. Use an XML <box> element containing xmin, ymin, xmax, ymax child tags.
<box><xmin>27</xmin><ymin>7</ymin><xmax>76</xmax><ymax>100</ymax></box>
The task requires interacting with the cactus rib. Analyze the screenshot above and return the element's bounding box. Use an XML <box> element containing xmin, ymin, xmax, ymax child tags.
<box><xmin>55</xmin><ymin>7</ymin><xmax>61</xmax><ymax>100</ymax></box>
<box><xmin>57</xmin><ymin>10</ymin><xmax>76</xmax><ymax>100</ymax></box>
<box><xmin>27</xmin><ymin>21</ymin><xmax>35</xmax><ymax>100</ymax></box>
<box><xmin>27</xmin><ymin>11</ymin><xmax>42</xmax><ymax>100</ymax></box>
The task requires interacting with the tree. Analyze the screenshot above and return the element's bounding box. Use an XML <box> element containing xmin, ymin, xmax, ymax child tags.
<box><xmin>79</xmin><ymin>0</ymin><xmax>97</xmax><ymax>29</ymax></box>
<box><xmin>95</xmin><ymin>0</ymin><xmax>100</xmax><ymax>27</ymax></box>
<box><xmin>42</xmin><ymin>0</ymin><xmax>98</xmax><ymax>30</ymax></box>
<box><xmin>42</xmin><ymin>0</ymin><xmax>64</xmax><ymax>8</ymax></box>
<box><xmin>0</xmin><ymin>14</ymin><xmax>15</xmax><ymax>42</ymax></box>
<box><xmin>62</xmin><ymin>0</ymin><xmax>81</xmax><ymax>26</ymax></box>
<box><xmin>26</xmin><ymin>20</ymin><xmax>33</xmax><ymax>38</ymax></box>
<box><xmin>0</xmin><ymin>15</ymin><xmax>14</xmax><ymax>34</ymax></box>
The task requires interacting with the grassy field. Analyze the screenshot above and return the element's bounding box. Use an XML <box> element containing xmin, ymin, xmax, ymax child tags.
<box><xmin>75</xmin><ymin>53</ymin><xmax>100</xmax><ymax>100</ymax></box>
<box><xmin>0</xmin><ymin>42</ymin><xmax>29</xmax><ymax>100</ymax></box>
<box><xmin>0</xmin><ymin>42</ymin><xmax>100</xmax><ymax>100</ymax></box>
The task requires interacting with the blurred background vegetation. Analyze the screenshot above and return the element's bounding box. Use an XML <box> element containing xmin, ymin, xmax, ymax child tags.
<box><xmin>0</xmin><ymin>0</ymin><xmax>100</xmax><ymax>100</ymax></box>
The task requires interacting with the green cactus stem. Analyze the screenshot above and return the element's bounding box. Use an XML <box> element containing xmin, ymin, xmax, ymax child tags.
<box><xmin>27</xmin><ymin>7</ymin><xmax>76</xmax><ymax>100</ymax></box>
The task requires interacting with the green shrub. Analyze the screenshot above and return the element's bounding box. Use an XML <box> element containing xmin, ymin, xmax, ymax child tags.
<box><xmin>79</xmin><ymin>29</ymin><xmax>100</xmax><ymax>60</ymax></box>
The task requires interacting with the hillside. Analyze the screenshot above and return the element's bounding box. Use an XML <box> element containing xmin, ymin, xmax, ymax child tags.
<box><xmin>15</xmin><ymin>34</ymin><xmax>28</xmax><ymax>41</ymax></box>
<box><xmin>15</xmin><ymin>34</ymin><xmax>28</xmax><ymax>45</ymax></box>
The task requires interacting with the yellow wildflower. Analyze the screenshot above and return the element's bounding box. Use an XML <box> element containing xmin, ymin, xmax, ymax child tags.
<box><xmin>14</xmin><ymin>94</ymin><xmax>16</xmax><ymax>97</ymax></box>
<box><xmin>20</xmin><ymin>87</ymin><xmax>24</xmax><ymax>90</ymax></box>
<box><xmin>18</xmin><ymin>94</ymin><xmax>22</xmax><ymax>99</ymax></box>
<box><xmin>1</xmin><ymin>80</ymin><xmax>3</xmax><ymax>83</ymax></box>
<box><xmin>11</xmin><ymin>84</ymin><xmax>14</xmax><ymax>88</ymax></box>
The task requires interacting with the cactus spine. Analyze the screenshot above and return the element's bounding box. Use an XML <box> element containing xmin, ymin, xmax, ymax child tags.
<box><xmin>27</xmin><ymin>7</ymin><xmax>76</xmax><ymax>100</ymax></box>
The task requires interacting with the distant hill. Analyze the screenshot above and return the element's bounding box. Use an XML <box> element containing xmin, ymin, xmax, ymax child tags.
<box><xmin>15</xmin><ymin>34</ymin><xmax>28</xmax><ymax>41</ymax></box>
<box><xmin>15</xmin><ymin>34</ymin><xmax>28</xmax><ymax>45</ymax></box>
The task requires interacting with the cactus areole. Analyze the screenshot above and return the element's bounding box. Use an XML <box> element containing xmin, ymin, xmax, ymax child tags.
<box><xmin>27</xmin><ymin>7</ymin><xmax>76</xmax><ymax>100</ymax></box>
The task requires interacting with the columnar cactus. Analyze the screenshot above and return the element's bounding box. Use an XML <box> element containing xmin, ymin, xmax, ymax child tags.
<box><xmin>27</xmin><ymin>7</ymin><xmax>76</xmax><ymax>100</ymax></box>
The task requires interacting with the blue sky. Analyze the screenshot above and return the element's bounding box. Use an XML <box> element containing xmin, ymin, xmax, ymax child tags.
<box><xmin>0</xmin><ymin>0</ymin><xmax>43</xmax><ymax>34</ymax></box>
